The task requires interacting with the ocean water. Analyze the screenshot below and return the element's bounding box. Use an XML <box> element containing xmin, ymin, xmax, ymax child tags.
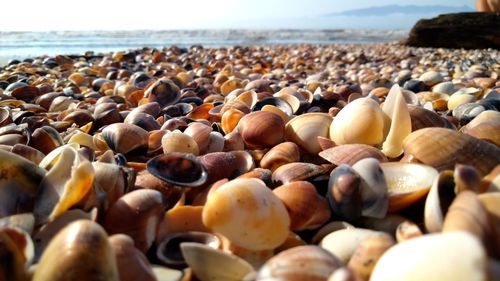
<box><xmin>0</xmin><ymin>29</ymin><xmax>407</xmax><ymax>66</ymax></box>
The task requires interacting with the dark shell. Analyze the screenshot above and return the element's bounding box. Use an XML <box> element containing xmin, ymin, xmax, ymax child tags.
<box><xmin>147</xmin><ymin>152</ymin><xmax>208</xmax><ymax>188</ymax></box>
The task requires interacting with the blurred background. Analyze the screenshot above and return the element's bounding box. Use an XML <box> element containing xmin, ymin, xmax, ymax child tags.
<box><xmin>0</xmin><ymin>0</ymin><xmax>474</xmax><ymax>64</ymax></box>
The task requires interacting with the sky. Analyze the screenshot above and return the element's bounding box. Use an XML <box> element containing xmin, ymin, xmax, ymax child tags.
<box><xmin>0</xmin><ymin>0</ymin><xmax>473</xmax><ymax>31</ymax></box>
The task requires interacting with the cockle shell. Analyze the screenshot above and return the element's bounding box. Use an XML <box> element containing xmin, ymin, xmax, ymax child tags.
<box><xmin>319</xmin><ymin>144</ymin><xmax>388</xmax><ymax>167</ymax></box>
<box><xmin>330</xmin><ymin>98</ymin><xmax>386</xmax><ymax>145</ymax></box>
<box><xmin>256</xmin><ymin>245</ymin><xmax>343</xmax><ymax>281</ymax></box>
<box><xmin>102</xmin><ymin>123</ymin><xmax>149</xmax><ymax>155</ymax></box>
<box><xmin>370</xmin><ymin>232</ymin><xmax>487</xmax><ymax>281</ymax></box>
<box><xmin>320</xmin><ymin>228</ymin><xmax>381</xmax><ymax>264</ymax></box>
<box><xmin>402</xmin><ymin>127</ymin><xmax>500</xmax><ymax>176</ymax></box>
<box><xmin>237</xmin><ymin>111</ymin><xmax>285</xmax><ymax>149</ymax></box>
<box><xmin>260</xmin><ymin>142</ymin><xmax>301</xmax><ymax>172</ymax></box>
<box><xmin>162</xmin><ymin>130</ymin><xmax>199</xmax><ymax>155</ymax></box>
<box><xmin>32</xmin><ymin>220</ymin><xmax>119</xmax><ymax>281</ymax></box>
<box><xmin>202</xmin><ymin>178</ymin><xmax>290</xmax><ymax>251</ymax></box>
<box><xmin>285</xmin><ymin>113</ymin><xmax>332</xmax><ymax>154</ymax></box>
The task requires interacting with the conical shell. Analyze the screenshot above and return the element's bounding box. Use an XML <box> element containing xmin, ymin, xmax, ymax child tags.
<box><xmin>381</xmin><ymin>84</ymin><xmax>411</xmax><ymax>158</ymax></box>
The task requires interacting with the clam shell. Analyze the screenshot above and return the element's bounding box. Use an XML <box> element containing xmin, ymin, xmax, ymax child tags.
<box><xmin>319</xmin><ymin>144</ymin><xmax>387</xmax><ymax>167</ymax></box>
<box><xmin>103</xmin><ymin>189</ymin><xmax>166</xmax><ymax>252</ymax></box>
<box><xmin>272</xmin><ymin>162</ymin><xmax>330</xmax><ymax>185</ymax></box>
<box><xmin>402</xmin><ymin>127</ymin><xmax>500</xmax><ymax>176</ymax></box>
<box><xmin>162</xmin><ymin>130</ymin><xmax>199</xmax><ymax>155</ymax></box>
<box><xmin>202</xmin><ymin>178</ymin><xmax>290</xmax><ymax>251</ymax></box>
<box><xmin>320</xmin><ymin>228</ymin><xmax>381</xmax><ymax>264</ymax></box>
<box><xmin>198</xmin><ymin>151</ymin><xmax>253</xmax><ymax>185</ymax></box>
<box><xmin>285</xmin><ymin>113</ymin><xmax>332</xmax><ymax>154</ymax></box>
<box><xmin>273</xmin><ymin>181</ymin><xmax>328</xmax><ymax>231</ymax></box>
<box><xmin>143</xmin><ymin>78</ymin><xmax>181</xmax><ymax>107</ymax></box>
<box><xmin>370</xmin><ymin>232</ymin><xmax>487</xmax><ymax>281</ymax></box>
<box><xmin>33</xmin><ymin>220</ymin><xmax>119</xmax><ymax>281</ymax></box>
<box><xmin>156</xmin><ymin>205</ymin><xmax>211</xmax><ymax>243</ymax></box>
<box><xmin>330</xmin><ymin>98</ymin><xmax>385</xmax><ymax>145</ymax></box>
<box><xmin>260</xmin><ymin>142</ymin><xmax>301</xmax><ymax>172</ymax></box>
<box><xmin>237</xmin><ymin>111</ymin><xmax>285</xmax><ymax>149</ymax></box>
<box><xmin>347</xmin><ymin>232</ymin><xmax>395</xmax><ymax>280</ymax></box>
<box><xmin>181</xmin><ymin>242</ymin><xmax>255</xmax><ymax>281</ymax></box>
<box><xmin>380</xmin><ymin>162</ymin><xmax>438</xmax><ymax>212</ymax></box>
<box><xmin>257</xmin><ymin>245</ymin><xmax>343</xmax><ymax>281</ymax></box>
<box><xmin>102</xmin><ymin>123</ymin><xmax>148</xmax><ymax>155</ymax></box>
<box><xmin>109</xmin><ymin>234</ymin><xmax>157</xmax><ymax>281</ymax></box>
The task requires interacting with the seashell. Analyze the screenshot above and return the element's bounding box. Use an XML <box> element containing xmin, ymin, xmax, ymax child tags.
<box><xmin>319</xmin><ymin>144</ymin><xmax>387</xmax><ymax>167</ymax></box>
<box><xmin>261</xmin><ymin>104</ymin><xmax>290</xmax><ymax>123</ymax></box>
<box><xmin>312</xmin><ymin>221</ymin><xmax>355</xmax><ymax>244</ymax></box>
<box><xmin>320</xmin><ymin>228</ymin><xmax>381</xmax><ymax>264</ymax></box>
<box><xmin>223</xmin><ymin>131</ymin><xmax>245</xmax><ymax>151</ymax></box>
<box><xmin>272</xmin><ymin>162</ymin><xmax>330</xmax><ymax>185</ymax></box>
<box><xmin>220</xmin><ymin>78</ymin><xmax>243</xmax><ymax>96</ymax></box>
<box><xmin>109</xmin><ymin>234</ymin><xmax>157</xmax><ymax>281</ymax></box>
<box><xmin>28</xmin><ymin>125</ymin><xmax>64</xmax><ymax>155</ymax></box>
<box><xmin>244</xmin><ymin>79</ymin><xmax>273</xmax><ymax>93</ymax></box>
<box><xmin>202</xmin><ymin>178</ymin><xmax>290</xmax><ymax>251</ymax></box>
<box><xmin>11</xmin><ymin>143</ymin><xmax>45</xmax><ymax>165</ymax></box>
<box><xmin>220</xmin><ymin>99</ymin><xmax>251</xmax><ymax>116</ymax></box>
<box><xmin>454</xmin><ymin>164</ymin><xmax>481</xmax><ymax>193</ymax></box>
<box><xmin>124</xmin><ymin>111</ymin><xmax>161</xmax><ymax>131</ymax></box>
<box><xmin>253</xmin><ymin>97</ymin><xmax>294</xmax><ymax>116</ymax></box>
<box><xmin>347</xmin><ymin>232</ymin><xmax>395</xmax><ymax>281</ymax></box>
<box><xmin>408</xmin><ymin>105</ymin><xmax>455</xmax><ymax>131</ymax></box>
<box><xmin>103</xmin><ymin>189</ymin><xmax>166</xmax><ymax>252</ymax></box>
<box><xmin>151</xmin><ymin>265</ymin><xmax>184</xmax><ymax>281</ymax></box>
<box><xmin>381</xmin><ymin>84</ymin><xmax>411</xmax><ymax>158</ymax></box>
<box><xmin>33</xmin><ymin>220</ymin><xmax>119</xmax><ymax>281</ymax></box>
<box><xmin>358</xmin><ymin>214</ymin><xmax>409</xmax><ymax>236</ymax></box>
<box><xmin>443</xmin><ymin>191</ymin><xmax>498</xmax><ymax>257</ymax></box>
<box><xmin>0</xmin><ymin>227</ymin><xmax>33</xmax><ymax>281</ymax></box>
<box><xmin>181</xmin><ymin>242</ymin><xmax>255</xmax><ymax>281</ymax></box>
<box><xmin>161</xmin><ymin>130</ymin><xmax>199</xmax><ymax>155</ymax></box>
<box><xmin>327</xmin><ymin>165</ymin><xmax>362</xmax><ymax>222</ymax></box>
<box><xmin>143</xmin><ymin>78</ymin><xmax>181</xmax><ymax>107</ymax></box>
<box><xmin>237</xmin><ymin>111</ymin><xmax>285</xmax><ymax>149</ymax></box>
<box><xmin>330</xmin><ymin>98</ymin><xmax>385</xmax><ymax>145</ymax></box>
<box><xmin>0</xmin><ymin>107</ymin><xmax>13</xmax><ymax>126</ymax></box>
<box><xmin>370</xmin><ymin>232</ymin><xmax>487</xmax><ymax>281</ymax></box>
<box><xmin>273</xmin><ymin>181</ymin><xmax>330</xmax><ymax>231</ymax></box>
<box><xmin>424</xmin><ymin>170</ymin><xmax>456</xmax><ymax>233</ymax></box>
<box><xmin>460</xmin><ymin>110</ymin><xmax>500</xmax><ymax>146</ymax></box>
<box><xmin>0</xmin><ymin>213</ymin><xmax>35</xmax><ymax>235</ymax></box>
<box><xmin>233</xmin><ymin>90</ymin><xmax>258</xmax><ymax>108</ymax></box>
<box><xmin>432</xmin><ymin>81</ymin><xmax>455</xmax><ymax>95</ymax></box>
<box><xmin>352</xmin><ymin>158</ymin><xmax>388</xmax><ymax>219</ymax></box>
<box><xmin>156</xmin><ymin>205</ymin><xmax>211</xmax><ymax>244</ymax></box>
<box><xmin>184</xmin><ymin>122</ymin><xmax>212</xmax><ymax>154</ymax></box>
<box><xmin>34</xmin><ymin>145</ymin><xmax>94</xmax><ymax>224</ymax></box>
<box><xmin>102</xmin><ymin>123</ymin><xmax>148</xmax><ymax>155</ymax></box>
<box><xmin>380</xmin><ymin>162</ymin><xmax>438</xmax><ymax>212</ymax></box>
<box><xmin>419</xmin><ymin>71</ymin><xmax>443</xmax><ymax>86</ymax></box>
<box><xmin>198</xmin><ymin>151</ymin><xmax>253</xmax><ymax>185</ymax></box>
<box><xmin>395</xmin><ymin>221</ymin><xmax>423</xmax><ymax>242</ymax></box>
<box><xmin>402</xmin><ymin>127</ymin><xmax>500</xmax><ymax>176</ymax></box>
<box><xmin>448</xmin><ymin>93</ymin><xmax>477</xmax><ymax>111</ymax></box>
<box><xmin>256</xmin><ymin>245</ymin><xmax>343</xmax><ymax>281</ymax></box>
<box><xmin>48</xmin><ymin>96</ymin><xmax>75</xmax><ymax>112</ymax></box>
<box><xmin>260</xmin><ymin>142</ymin><xmax>301</xmax><ymax>172</ymax></box>
<box><xmin>62</xmin><ymin>109</ymin><xmax>94</xmax><ymax>127</ymax></box>
<box><xmin>147</xmin><ymin>152</ymin><xmax>208</xmax><ymax>188</ymax></box>
<box><xmin>328</xmin><ymin>267</ymin><xmax>359</xmax><ymax>281</ymax></box>
<box><xmin>221</xmin><ymin>108</ymin><xmax>245</xmax><ymax>134</ymax></box>
<box><xmin>285</xmin><ymin>113</ymin><xmax>332</xmax><ymax>154</ymax></box>
<box><xmin>156</xmin><ymin>231</ymin><xmax>221</xmax><ymax>267</ymax></box>
<box><xmin>236</xmin><ymin>168</ymin><xmax>273</xmax><ymax>186</ymax></box>
<box><xmin>33</xmin><ymin>208</ymin><xmax>96</xmax><ymax>262</ymax></box>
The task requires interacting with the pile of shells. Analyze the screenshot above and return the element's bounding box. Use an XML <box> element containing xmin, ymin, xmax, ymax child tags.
<box><xmin>0</xmin><ymin>43</ymin><xmax>499</xmax><ymax>281</ymax></box>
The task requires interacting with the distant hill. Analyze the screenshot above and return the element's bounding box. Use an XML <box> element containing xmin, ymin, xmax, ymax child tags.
<box><xmin>326</xmin><ymin>5</ymin><xmax>474</xmax><ymax>16</ymax></box>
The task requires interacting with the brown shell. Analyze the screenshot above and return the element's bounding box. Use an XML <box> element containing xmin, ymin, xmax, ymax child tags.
<box><xmin>237</xmin><ymin>111</ymin><xmax>285</xmax><ymax>149</ymax></box>
<box><xmin>319</xmin><ymin>144</ymin><xmax>388</xmax><ymax>167</ymax></box>
<box><xmin>143</xmin><ymin>78</ymin><xmax>181</xmax><ymax>107</ymax></box>
<box><xmin>402</xmin><ymin>127</ymin><xmax>500</xmax><ymax>176</ymax></box>
<box><xmin>260</xmin><ymin>142</ymin><xmax>301</xmax><ymax>172</ymax></box>
<box><xmin>408</xmin><ymin>105</ymin><xmax>455</xmax><ymax>131</ymax></box>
